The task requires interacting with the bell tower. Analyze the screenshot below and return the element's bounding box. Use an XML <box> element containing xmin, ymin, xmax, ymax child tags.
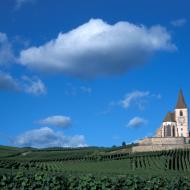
<box><xmin>175</xmin><ymin>89</ymin><xmax>189</xmax><ymax>137</ymax></box>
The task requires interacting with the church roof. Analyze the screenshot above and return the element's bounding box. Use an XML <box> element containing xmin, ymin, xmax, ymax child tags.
<box><xmin>163</xmin><ymin>112</ymin><xmax>176</xmax><ymax>122</ymax></box>
<box><xmin>176</xmin><ymin>89</ymin><xmax>187</xmax><ymax>109</ymax></box>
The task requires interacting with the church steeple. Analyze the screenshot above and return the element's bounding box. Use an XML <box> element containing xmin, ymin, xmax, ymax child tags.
<box><xmin>176</xmin><ymin>89</ymin><xmax>187</xmax><ymax>109</ymax></box>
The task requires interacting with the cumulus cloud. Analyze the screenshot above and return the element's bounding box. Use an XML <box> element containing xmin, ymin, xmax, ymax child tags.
<box><xmin>0</xmin><ymin>33</ymin><xmax>15</xmax><ymax>65</ymax></box>
<box><xmin>127</xmin><ymin>117</ymin><xmax>147</xmax><ymax>128</ymax></box>
<box><xmin>171</xmin><ymin>18</ymin><xmax>187</xmax><ymax>27</ymax></box>
<box><xmin>38</xmin><ymin>115</ymin><xmax>71</xmax><ymax>128</ymax></box>
<box><xmin>13</xmin><ymin>127</ymin><xmax>87</xmax><ymax>148</ymax></box>
<box><xmin>19</xmin><ymin>19</ymin><xmax>176</xmax><ymax>79</ymax></box>
<box><xmin>0</xmin><ymin>71</ymin><xmax>46</xmax><ymax>95</ymax></box>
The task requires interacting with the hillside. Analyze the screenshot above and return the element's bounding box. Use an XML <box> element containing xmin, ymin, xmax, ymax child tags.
<box><xmin>1</xmin><ymin>144</ymin><xmax>190</xmax><ymax>176</ymax></box>
<box><xmin>0</xmin><ymin>144</ymin><xmax>132</xmax><ymax>160</ymax></box>
<box><xmin>1</xmin><ymin>145</ymin><xmax>190</xmax><ymax>189</ymax></box>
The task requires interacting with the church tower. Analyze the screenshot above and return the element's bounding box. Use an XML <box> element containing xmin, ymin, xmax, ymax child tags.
<box><xmin>175</xmin><ymin>89</ymin><xmax>189</xmax><ymax>137</ymax></box>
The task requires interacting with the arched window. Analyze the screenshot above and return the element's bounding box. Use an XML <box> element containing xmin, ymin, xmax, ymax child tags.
<box><xmin>173</xmin><ymin>126</ymin><xmax>175</xmax><ymax>137</ymax></box>
<box><xmin>180</xmin><ymin>110</ymin><xmax>183</xmax><ymax>116</ymax></box>
<box><xmin>165</xmin><ymin>125</ymin><xmax>171</xmax><ymax>137</ymax></box>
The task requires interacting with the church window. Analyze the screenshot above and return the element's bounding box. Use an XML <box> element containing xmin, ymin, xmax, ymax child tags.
<box><xmin>172</xmin><ymin>126</ymin><xmax>175</xmax><ymax>137</ymax></box>
<box><xmin>165</xmin><ymin>125</ymin><xmax>172</xmax><ymax>137</ymax></box>
<box><xmin>180</xmin><ymin>110</ymin><xmax>183</xmax><ymax>116</ymax></box>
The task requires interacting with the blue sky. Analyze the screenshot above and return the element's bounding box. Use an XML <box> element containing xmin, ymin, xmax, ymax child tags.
<box><xmin>0</xmin><ymin>0</ymin><xmax>190</xmax><ymax>147</ymax></box>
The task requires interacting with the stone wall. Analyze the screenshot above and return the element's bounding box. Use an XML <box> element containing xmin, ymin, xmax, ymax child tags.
<box><xmin>132</xmin><ymin>144</ymin><xmax>190</xmax><ymax>153</ymax></box>
<box><xmin>185</xmin><ymin>137</ymin><xmax>190</xmax><ymax>143</ymax></box>
<box><xmin>133</xmin><ymin>137</ymin><xmax>190</xmax><ymax>152</ymax></box>
<box><xmin>138</xmin><ymin>137</ymin><xmax>186</xmax><ymax>145</ymax></box>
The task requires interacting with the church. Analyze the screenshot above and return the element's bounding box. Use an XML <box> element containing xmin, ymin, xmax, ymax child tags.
<box><xmin>156</xmin><ymin>89</ymin><xmax>189</xmax><ymax>138</ymax></box>
<box><xmin>132</xmin><ymin>89</ymin><xmax>190</xmax><ymax>152</ymax></box>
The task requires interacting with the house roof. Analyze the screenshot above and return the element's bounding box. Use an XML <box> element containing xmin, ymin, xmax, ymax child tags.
<box><xmin>176</xmin><ymin>89</ymin><xmax>187</xmax><ymax>109</ymax></box>
<box><xmin>163</xmin><ymin>112</ymin><xmax>176</xmax><ymax>122</ymax></box>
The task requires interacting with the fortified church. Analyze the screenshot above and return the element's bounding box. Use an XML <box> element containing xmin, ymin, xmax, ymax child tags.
<box><xmin>156</xmin><ymin>89</ymin><xmax>189</xmax><ymax>138</ymax></box>
<box><xmin>132</xmin><ymin>89</ymin><xmax>190</xmax><ymax>152</ymax></box>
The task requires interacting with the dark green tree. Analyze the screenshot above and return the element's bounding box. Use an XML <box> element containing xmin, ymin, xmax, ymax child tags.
<box><xmin>122</xmin><ymin>141</ymin><xmax>126</xmax><ymax>147</ymax></box>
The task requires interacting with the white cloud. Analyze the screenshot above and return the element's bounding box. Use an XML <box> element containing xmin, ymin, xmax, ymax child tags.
<box><xmin>101</xmin><ymin>90</ymin><xmax>161</xmax><ymax>114</ymax></box>
<box><xmin>121</xmin><ymin>91</ymin><xmax>150</xmax><ymax>109</ymax></box>
<box><xmin>22</xmin><ymin>76</ymin><xmax>46</xmax><ymax>95</ymax></box>
<box><xmin>13</xmin><ymin>127</ymin><xmax>87</xmax><ymax>148</ymax></box>
<box><xmin>127</xmin><ymin>117</ymin><xmax>147</xmax><ymax>128</ymax></box>
<box><xmin>19</xmin><ymin>19</ymin><xmax>176</xmax><ymax>79</ymax></box>
<box><xmin>0</xmin><ymin>33</ymin><xmax>15</xmax><ymax>65</ymax></box>
<box><xmin>38</xmin><ymin>115</ymin><xmax>71</xmax><ymax>128</ymax></box>
<box><xmin>15</xmin><ymin>0</ymin><xmax>35</xmax><ymax>9</ymax></box>
<box><xmin>0</xmin><ymin>71</ymin><xmax>46</xmax><ymax>95</ymax></box>
<box><xmin>0</xmin><ymin>72</ymin><xmax>20</xmax><ymax>91</ymax></box>
<box><xmin>171</xmin><ymin>18</ymin><xmax>187</xmax><ymax>27</ymax></box>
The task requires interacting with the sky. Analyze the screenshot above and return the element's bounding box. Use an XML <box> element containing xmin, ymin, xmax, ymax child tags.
<box><xmin>0</xmin><ymin>0</ymin><xmax>190</xmax><ymax>148</ymax></box>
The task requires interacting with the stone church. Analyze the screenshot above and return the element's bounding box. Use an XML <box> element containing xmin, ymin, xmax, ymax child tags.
<box><xmin>156</xmin><ymin>89</ymin><xmax>189</xmax><ymax>138</ymax></box>
<box><xmin>132</xmin><ymin>89</ymin><xmax>190</xmax><ymax>152</ymax></box>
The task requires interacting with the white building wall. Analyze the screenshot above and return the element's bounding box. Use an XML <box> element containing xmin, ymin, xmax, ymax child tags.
<box><xmin>175</xmin><ymin>108</ymin><xmax>189</xmax><ymax>137</ymax></box>
<box><xmin>162</xmin><ymin>122</ymin><xmax>178</xmax><ymax>137</ymax></box>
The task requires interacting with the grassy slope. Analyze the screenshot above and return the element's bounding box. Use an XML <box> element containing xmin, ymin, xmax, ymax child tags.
<box><xmin>0</xmin><ymin>145</ymin><xmax>22</xmax><ymax>158</ymax></box>
<box><xmin>0</xmin><ymin>145</ymin><xmax>131</xmax><ymax>161</ymax></box>
<box><xmin>1</xmin><ymin>145</ymin><xmax>190</xmax><ymax>178</ymax></box>
<box><xmin>0</xmin><ymin>145</ymin><xmax>36</xmax><ymax>158</ymax></box>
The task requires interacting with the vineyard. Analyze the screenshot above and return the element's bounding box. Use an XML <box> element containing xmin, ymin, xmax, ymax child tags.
<box><xmin>1</xmin><ymin>173</ymin><xmax>190</xmax><ymax>189</ymax></box>
<box><xmin>1</xmin><ymin>146</ymin><xmax>190</xmax><ymax>189</ymax></box>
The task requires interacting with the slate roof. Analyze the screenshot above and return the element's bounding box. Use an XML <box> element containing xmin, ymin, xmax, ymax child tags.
<box><xmin>176</xmin><ymin>89</ymin><xmax>187</xmax><ymax>109</ymax></box>
<box><xmin>163</xmin><ymin>112</ymin><xmax>176</xmax><ymax>122</ymax></box>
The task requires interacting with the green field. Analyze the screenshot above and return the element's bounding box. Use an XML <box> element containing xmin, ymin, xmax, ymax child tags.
<box><xmin>1</xmin><ymin>145</ymin><xmax>190</xmax><ymax>189</ymax></box>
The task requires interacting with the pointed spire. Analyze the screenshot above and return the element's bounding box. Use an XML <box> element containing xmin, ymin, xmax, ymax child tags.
<box><xmin>176</xmin><ymin>89</ymin><xmax>187</xmax><ymax>109</ymax></box>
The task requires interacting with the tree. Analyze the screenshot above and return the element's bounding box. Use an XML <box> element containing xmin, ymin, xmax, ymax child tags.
<box><xmin>122</xmin><ymin>141</ymin><xmax>126</xmax><ymax>147</ymax></box>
